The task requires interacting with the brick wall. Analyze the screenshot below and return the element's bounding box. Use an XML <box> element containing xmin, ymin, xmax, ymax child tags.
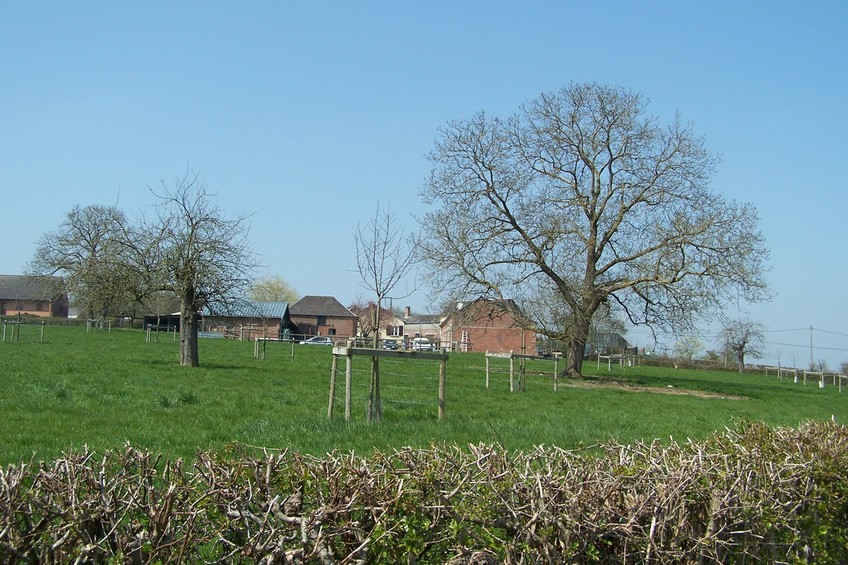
<box><xmin>442</xmin><ymin>301</ymin><xmax>536</xmax><ymax>354</ymax></box>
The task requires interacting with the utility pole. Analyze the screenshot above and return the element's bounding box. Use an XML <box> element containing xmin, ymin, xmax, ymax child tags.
<box><xmin>810</xmin><ymin>325</ymin><xmax>814</xmax><ymax>370</ymax></box>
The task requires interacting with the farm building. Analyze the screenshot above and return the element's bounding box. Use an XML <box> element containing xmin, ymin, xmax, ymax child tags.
<box><xmin>201</xmin><ymin>300</ymin><xmax>296</xmax><ymax>340</ymax></box>
<box><xmin>0</xmin><ymin>275</ymin><xmax>69</xmax><ymax>318</ymax></box>
<box><xmin>589</xmin><ymin>332</ymin><xmax>632</xmax><ymax>355</ymax></box>
<box><xmin>289</xmin><ymin>296</ymin><xmax>357</xmax><ymax>341</ymax></box>
<box><xmin>440</xmin><ymin>298</ymin><xmax>536</xmax><ymax>354</ymax></box>
<box><xmin>402</xmin><ymin>307</ymin><xmax>441</xmax><ymax>341</ymax></box>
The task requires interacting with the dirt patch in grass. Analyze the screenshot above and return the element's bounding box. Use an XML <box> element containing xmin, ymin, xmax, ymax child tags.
<box><xmin>565</xmin><ymin>377</ymin><xmax>747</xmax><ymax>400</ymax></box>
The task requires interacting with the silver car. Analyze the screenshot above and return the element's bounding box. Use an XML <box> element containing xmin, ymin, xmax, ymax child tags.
<box><xmin>300</xmin><ymin>336</ymin><xmax>334</xmax><ymax>346</ymax></box>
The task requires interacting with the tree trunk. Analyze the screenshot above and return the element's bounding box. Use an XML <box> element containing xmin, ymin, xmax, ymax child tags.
<box><xmin>565</xmin><ymin>338</ymin><xmax>586</xmax><ymax>376</ymax></box>
<box><xmin>736</xmin><ymin>352</ymin><xmax>745</xmax><ymax>374</ymax></box>
<box><xmin>180</xmin><ymin>309</ymin><xmax>199</xmax><ymax>367</ymax></box>
<box><xmin>563</xmin><ymin>309</ymin><xmax>594</xmax><ymax>376</ymax></box>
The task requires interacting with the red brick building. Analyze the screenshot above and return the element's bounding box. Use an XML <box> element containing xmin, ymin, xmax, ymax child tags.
<box><xmin>440</xmin><ymin>299</ymin><xmax>535</xmax><ymax>354</ymax></box>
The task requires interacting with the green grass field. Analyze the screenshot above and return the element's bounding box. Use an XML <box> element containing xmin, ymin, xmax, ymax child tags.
<box><xmin>1</xmin><ymin>325</ymin><xmax>846</xmax><ymax>466</ymax></box>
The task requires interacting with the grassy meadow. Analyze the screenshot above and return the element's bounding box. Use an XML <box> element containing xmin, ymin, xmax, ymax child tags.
<box><xmin>1</xmin><ymin>324</ymin><xmax>846</xmax><ymax>466</ymax></box>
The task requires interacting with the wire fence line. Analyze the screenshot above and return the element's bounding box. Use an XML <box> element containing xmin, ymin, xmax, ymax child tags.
<box><xmin>327</xmin><ymin>348</ymin><xmax>448</xmax><ymax>422</ymax></box>
<box><xmin>625</xmin><ymin>325</ymin><xmax>848</xmax><ymax>370</ymax></box>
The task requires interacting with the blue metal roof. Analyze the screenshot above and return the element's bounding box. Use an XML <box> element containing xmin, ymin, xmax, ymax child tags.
<box><xmin>203</xmin><ymin>300</ymin><xmax>289</xmax><ymax>319</ymax></box>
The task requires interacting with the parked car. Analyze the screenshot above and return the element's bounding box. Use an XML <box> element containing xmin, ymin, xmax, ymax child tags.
<box><xmin>382</xmin><ymin>339</ymin><xmax>400</xmax><ymax>350</ymax></box>
<box><xmin>411</xmin><ymin>337</ymin><xmax>435</xmax><ymax>351</ymax></box>
<box><xmin>300</xmin><ymin>336</ymin><xmax>334</xmax><ymax>346</ymax></box>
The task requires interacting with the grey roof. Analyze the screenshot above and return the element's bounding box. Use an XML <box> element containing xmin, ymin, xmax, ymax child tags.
<box><xmin>0</xmin><ymin>275</ymin><xmax>65</xmax><ymax>301</ymax></box>
<box><xmin>404</xmin><ymin>314</ymin><xmax>442</xmax><ymax>324</ymax></box>
<box><xmin>203</xmin><ymin>300</ymin><xmax>289</xmax><ymax>319</ymax></box>
<box><xmin>290</xmin><ymin>295</ymin><xmax>356</xmax><ymax>318</ymax></box>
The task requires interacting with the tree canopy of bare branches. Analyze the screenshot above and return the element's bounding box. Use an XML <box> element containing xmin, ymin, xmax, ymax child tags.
<box><xmin>28</xmin><ymin>204</ymin><xmax>138</xmax><ymax>319</ymax></box>
<box><xmin>718</xmin><ymin>319</ymin><xmax>766</xmax><ymax>373</ymax></box>
<box><xmin>132</xmin><ymin>173</ymin><xmax>258</xmax><ymax>367</ymax></box>
<box><xmin>353</xmin><ymin>202</ymin><xmax>416</xmax><ymax>348</ymax></box>
<box><xmin>30</xmin><ymin>176</ymin><xmax>264</xmax><ymax>367</ymax></box>
<box><xmin>419</xmin><ymin>83</ymin><xmax>770</xmax><ymax>375</ymax></box>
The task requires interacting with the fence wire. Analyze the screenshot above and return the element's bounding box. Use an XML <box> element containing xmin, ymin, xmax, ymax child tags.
<box><xmin>329</xmin><ymin>357</ymin><xmax>443</xmax><ymax>416</ymax></box>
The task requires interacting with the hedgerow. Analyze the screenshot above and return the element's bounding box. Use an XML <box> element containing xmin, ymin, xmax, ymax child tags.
<box><xmin>1</xmin><ymin>420</ymin><xmax>846</xmax><ymax>563</ymax></box>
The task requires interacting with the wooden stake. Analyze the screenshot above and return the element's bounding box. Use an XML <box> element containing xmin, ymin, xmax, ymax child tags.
<box><xmin>509</xmin><ymin>352</ymin><xmax>515</xmax><ymax>392</ymax></box>
<box><xmin>328</xmin><ymin>354</ymin><xmax>338</xmax><ymax>418</ymax></box>
<box><xmin>484</xmin><ymin>350</ymin><xmax>489</xmax><ymax>389</ymax></box>
<box><xmin>344</xmin><ymin>354</ymin><xmax>352</xmax><ymax>422</ymax></box>
<box><xmin>438</xmin><ymin>359</ymin><xmax>446</xmax><ymax>420</ymax></box>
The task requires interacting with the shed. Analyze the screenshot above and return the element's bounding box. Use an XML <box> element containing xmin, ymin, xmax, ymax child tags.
<box><xmin>0</xmin><ymin>275</ymin><xmax>69</xmax><ymax>318</ymax></box>
<box><xmin>202</xmin><ymin>300</ymin><xmax>295</xmax><ymax>340</ymax></box>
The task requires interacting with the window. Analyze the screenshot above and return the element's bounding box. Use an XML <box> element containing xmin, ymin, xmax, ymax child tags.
<box><xmin>388</xmin><ymin>325</ymin><xmax>403</xmax><ymax>337</ymax></box>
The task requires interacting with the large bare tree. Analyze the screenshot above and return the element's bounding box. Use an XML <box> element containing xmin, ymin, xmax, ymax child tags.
<box><xmin>28</xmin><ymin>204</ymin><xmax>138</xmax><ymax>318</ymax></box>
<box><xmin>420</xmin><ymin>83</ymin><xmax>769</xmax><ymax>375</ymax></box>
<box><xmin>132</xmin><ymin>173</ymin><xmax>258</xmax><ymax>367</ymax></box>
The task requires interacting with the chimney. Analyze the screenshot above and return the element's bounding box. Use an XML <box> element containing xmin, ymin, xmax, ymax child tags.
<box><xmin>404</xmin><ymin>306</ymin><xmax>411</xmax><ymax>318</ymax></box>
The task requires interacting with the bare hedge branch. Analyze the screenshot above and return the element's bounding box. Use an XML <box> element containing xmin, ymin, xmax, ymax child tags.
<box><xmin>1</xmin><ymin>421</ymin><xmax>846</xmax><ymax>563</ymax></box>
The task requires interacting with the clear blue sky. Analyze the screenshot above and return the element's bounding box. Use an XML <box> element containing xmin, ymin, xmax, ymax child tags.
<box><xmin>2</xmin><ymin>2</ymin><xmax>846</xmax><ymax>368</ymax></box>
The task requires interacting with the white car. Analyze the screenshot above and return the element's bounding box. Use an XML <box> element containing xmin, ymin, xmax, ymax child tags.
<box><xmin>300</xmin><ymin>336</ymin><xmax>334</xmax><ymax>346</ymax></box>
<box><xmin>411</xmin><ymin>337</ymin><xmax>435</xmax><ymax>351</ymax></box>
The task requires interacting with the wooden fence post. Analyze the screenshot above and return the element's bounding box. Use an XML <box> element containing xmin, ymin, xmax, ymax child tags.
<box><xmin>344</xmin><ymin>354</ymin><xmax>352</xmax><ymax>422</ymax></box>
<box><xmin>438</xmin><ymin>359</ymin><xmax>446</xmax><ymax>420</ymax></box>
<box><xmin>328</xmin><ymin>354</ymin><xmax>338</xmax><ymax>418</ymax></box>
<box><xmin>485</xmin><ymin>351</ymin><xmax>490</xmax><ymax>389</ymax></box>
<box><xmin>368</xmin><ymin>357</ymin><xmax>382</xmax><ymax>423</ymax></box>
<box><xmin>509</xmin><ymin>351</ymin><xmax>515</xmax><ymax>392</ymax></box>
<box><xmin>518</xmin><ymin>357</ymin><xmax>527</xmax><ymax>392</ymax></box>
<box><xmin>553</xmin><ymin>355</ymin><xmax>558</xmax><ymax>392</ymax></box>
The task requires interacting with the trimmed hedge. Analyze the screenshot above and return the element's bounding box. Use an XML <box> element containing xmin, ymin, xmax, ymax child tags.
<box><xmin>1</xmin><ymin>421</ymin><xmax>846</xmax><ymax>563</ymax></box>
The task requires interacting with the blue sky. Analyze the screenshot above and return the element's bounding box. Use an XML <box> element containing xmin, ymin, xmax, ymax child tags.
<box><xmin>2</xmin><ymin>2</ymin><xmax>846</xmax><ymax>368</ymax></box>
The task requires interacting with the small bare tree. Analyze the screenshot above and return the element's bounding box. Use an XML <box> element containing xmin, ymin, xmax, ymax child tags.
<box><xmin>718</xmin><ymin>319</ymin><xmax>766</xmax><ymax>373</ymax></box>
<box><xmin>354</xmin><ymin>202</ymin><xmax>417</xmax><ymax>347</ymax></box>
<box><xmin>353</xmin><ymin>202</ymin><xmax>417</xmax><ymax>422</ymax></box>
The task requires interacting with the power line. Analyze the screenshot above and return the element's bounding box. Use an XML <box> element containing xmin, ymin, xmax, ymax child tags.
<box><xmin>763</xmin><ymin>340</ymin><xmax>848</xmax><ymax>353</ymax></box>
<box><xmin>815</xmin><ymin>328</ymin><xmax>848</xmax><ymax>338</ymax></box>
